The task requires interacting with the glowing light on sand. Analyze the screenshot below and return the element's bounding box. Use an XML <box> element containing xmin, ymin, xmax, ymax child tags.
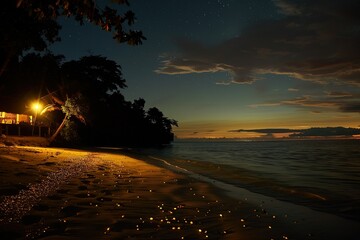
<box><xmin>0</xmin><ymin>156</ymin><xmax>90</xmax><ymax>222</ymax></box>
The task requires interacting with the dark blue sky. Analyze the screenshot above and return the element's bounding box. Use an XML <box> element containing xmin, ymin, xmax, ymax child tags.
<box><xmin>50</xmin><ymin>0</ymin><xmax>360</xmax><ymax>138</ymax></box>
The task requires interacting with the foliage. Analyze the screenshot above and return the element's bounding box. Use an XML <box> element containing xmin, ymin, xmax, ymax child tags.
<box><xmin>40</xmin><ymin>91</ymin><xmax>89</xmax><ymax>144</ymax></box>
<box><xmin>60</xmin><ymin>120</ymin><xmax>81</xmax><ymax>145</ymax></box>
<box><xmin>0</xmin><ymin>1</ymin><xmax>60</xmax><ymax>65</ymax></box>
<box><xmin>61</xmin><ymin>56</ymin><xmax>126</xmax><ymax>98</ymax></box>
<box><xmin>61</xmin><ymin>94</ymin><xmax>88</xmax><ymax>123</ymax></box>
<box><xmin>16</xmin><ymin>0</ymin><xmax>146</xmax><ymax>45</ymax></box>
<box><xmin>0</xmin><ymin>0</ymin><xmax>145</xmax><ymax>78</ymax></box>
<box><xmin>0</xmin><ymin>1</ymin><xmax>176</xmax><ymax>146</ymax></box>
<box><xmin>32</xmin><ymin>55</ymin><xmax>177</xmax><ymax>146</ymax></box>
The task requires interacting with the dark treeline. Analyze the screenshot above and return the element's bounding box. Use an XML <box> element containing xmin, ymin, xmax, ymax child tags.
<box><xmin>1</xmin><ymin>53</ymin><xmax>178</xmax><ymax>147</ymax></box>
<box><xmin>0</xmin><ymin>1</ymin><xmax>177</xmax><ymax>146</ymax></box>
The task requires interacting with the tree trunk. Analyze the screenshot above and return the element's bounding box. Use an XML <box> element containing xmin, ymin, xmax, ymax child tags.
<box><xmin>49</xmin><ymin>115</ymin><xmax>67</xmax><ymax>143</ymax></box>
<box><xmin>0</xmin><ymin>58</ymin><xmax>10</xmax><ymax>78</ymax></box>
<box><xmin>0</xmin><ymin>51</ymin><xmax>13</xmax><ymax>78</ymax></box>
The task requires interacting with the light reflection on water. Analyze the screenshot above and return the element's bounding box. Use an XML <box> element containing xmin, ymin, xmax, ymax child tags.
<box><xmin>139</xmin><ymin>139</ymin><xmax>360</xmax><ymax>220</ymax></box>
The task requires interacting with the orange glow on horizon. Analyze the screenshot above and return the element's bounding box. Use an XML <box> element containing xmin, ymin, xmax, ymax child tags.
<box><xmin>174</xmin><ymin>120</ymin><xmax>360</xmax><ymax>139</ymax></box>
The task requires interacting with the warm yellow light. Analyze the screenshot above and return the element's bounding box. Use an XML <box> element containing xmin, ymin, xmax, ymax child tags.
<box><xmin>32</xmin><ymin>102</ymin><xmax>42</xmax><ymax>113</ymax></box>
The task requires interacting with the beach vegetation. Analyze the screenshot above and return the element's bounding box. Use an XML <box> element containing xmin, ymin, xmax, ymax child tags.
<box><xmin>0</xmin><ymin>0</ymin><xmax>145</xmax><ymax>77</ymax></box>
<box><xmin>0</xmin><ymin>0</ymin><xmax>176</xmax><ymax>146</ymax></box>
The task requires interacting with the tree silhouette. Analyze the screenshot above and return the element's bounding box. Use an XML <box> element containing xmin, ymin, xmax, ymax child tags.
<box><xmin>0</xmin><ymin>0</ymin><xmax>145</xmax><ymax>78</ymax></box>
<box><xmin>146</xmin><ymin>107</ymin><xmax>178</xmax><ymax>144</ymax></box>
<box><xmin>61</xmin><ymin>56</ymin><xmax>126</xmax><ymax>98</ymax></box>
<box><xmin>0</xmin><ymin>1</ymin><xmax>60</xmax><ymax>77</ymax></box>
<box><xmin>16</xmin><ymin>0</ymin><xmax>145</xmax><ymax>45</ymax></box>
<box><xmin>41</xmin><ymin>93</ymin><xmax>88</xmax><ymax>143</ymax></box>
<box><xmin>0</xmin><ymin>1</ymin><xmax>178</xmax><ymax>146</ymax></box>
<box><xmin>147</xmin><ymin>107</ymin><xmax>178</xmax><ymax>129</ymax></box>
<box><xmin>40</xmin><ymin>55</ymin><xmax>122</xmax><ymax>143</ymax></box>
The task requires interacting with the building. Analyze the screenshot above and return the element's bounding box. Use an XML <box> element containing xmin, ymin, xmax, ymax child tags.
<box><xmin>0</xmin><ymin>111</ymin><xmax>33</xmax><ymax>125</ymax></box>
<box><xmin>0</xmin><ymin>111</ymin><xmax>47</xmax><ymax>136</ymax></box>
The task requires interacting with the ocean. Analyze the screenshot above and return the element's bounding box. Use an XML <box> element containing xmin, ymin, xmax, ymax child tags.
<box><xmin>137</xmin><ymin>139</ymin><xmax>360</xmax><ymax>221</ymax></box>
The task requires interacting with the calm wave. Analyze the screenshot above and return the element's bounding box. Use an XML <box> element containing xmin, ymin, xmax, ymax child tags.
<box><xmin>138</xmin><ymin>139</ymin><xmax>360</xmax><ymax>221</ymax></box>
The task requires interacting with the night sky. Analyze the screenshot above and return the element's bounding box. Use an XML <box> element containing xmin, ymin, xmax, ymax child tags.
<box><xmin>50</xmin><ymin>0</ymin><xmax>360</xmax><ymax>138</ymax></box>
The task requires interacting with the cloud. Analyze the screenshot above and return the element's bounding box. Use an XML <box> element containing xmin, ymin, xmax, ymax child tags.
<box><xmin>156</xmin><ymin>0</ymin><xmax>360</xmax><ymax>86</ymax></box>
<box><xmin>326</xmin><ymin>91</ymin><xmax>353</xmax><ymax>98</ymax></box>
<box><xmin>229</xmin><ymin>127</ymin><xmax>360</xmax><ymax>137</ymax></box>
<box><xmin>311</xmin><ymin>110</ymin><xmax>322</xmax><ymax>114</ymax></box>
<box><xmin>156</xmin><ymin>59</ymin><xmax>231</xmax><ymax>75</ymax></box>
<box><xmin>289</xmin><ymin>127</ymin><xmax>360</xmax><ymax>137</ymax></box>
<box><xmin>215</xmin><ymin>81</ymin><xmax>232</xmax><ymax>85</ymax></box>
<box><xmin>280</xmin><ymin>96</ymin><xmax>338</xmax><ymax>108</ymax></box>
<box><xmin>229</xmin><ymin>128</ymin><xmax>297</xmax><ymax>133</ymax></box>
<box><xmin>251</xmin><ymin>95</ymin><xmax>360</xmax><ymax>113</ymax></box>
<box><xmin>273</xmin><ymin>0</ymin><xmax>302</xmax><ymax>16</ymax></box>
<box><xmin>288</xmin><ymin>88</ymin><xmax>299</xmax><ymax>92</ymax></box>
<box><xmin>339</xmin><ymin>102</ymin><xmax>360</xmax><ymax>113</ymax></box>
<box><xmin>251</xmin><ymin>96</ymin><xmax>337</xmax><ymax>108</ymax></box>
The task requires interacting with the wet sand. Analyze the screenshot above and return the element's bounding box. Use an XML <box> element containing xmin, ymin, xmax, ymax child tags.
<box><xmin>0</xmin><ymin>145</ymin><xmax>359</xmax><ymax>239</ymax></box>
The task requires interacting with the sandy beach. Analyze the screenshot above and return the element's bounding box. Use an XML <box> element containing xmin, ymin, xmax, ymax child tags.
<box><xmin>0</xmin><ymin>140</ymin><xmax>359</xmax><ymax>239</ymax></box>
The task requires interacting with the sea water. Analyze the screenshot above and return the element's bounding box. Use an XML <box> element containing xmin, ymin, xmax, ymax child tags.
<box><xmin>138</xmin><ymin>139</ymin><xmax>360</xmax><ymax>221</ymax></box>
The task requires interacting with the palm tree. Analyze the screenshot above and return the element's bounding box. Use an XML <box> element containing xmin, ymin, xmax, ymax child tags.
<box><xmin>40</xmin><ymin>55</ymin><xmax>125</xmax><ymax>144</ymax></box>
<box><xmin>41</xmin><ymin>92</ymin><xmax>87</xmax><ymax>143</ymax></box>
<box><xmin>146</xmin><ymin>107</ymin><xmax>178</xmax><ymax>144</ymax></box>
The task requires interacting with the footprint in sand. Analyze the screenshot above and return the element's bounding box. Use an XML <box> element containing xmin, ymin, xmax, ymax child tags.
<box><xmin>47</xmin><ymin>194</ymin><xmax>63</xmax><ymax>200</ymax></box>
<box><xmin>101</xmin><ymin>189</ymin><xmax>113</xmax><ymax>195</ymax></box>
<box><xmin>38</xmin><ymin>162</ymin><xmax>57</xmax><ymax>166</ymax></box>
<box><xmin>74</xmin><ymin>193</ymin><xmax>95</xmax><ymax>198</ymax></box>
<box><xmin>0</xmin><ymin>228</ymin><xmax>23</xmax><ymax>240</ymax></box>
<box><xmin>81</xmin><ymin>180</ymin><xmax>91</xmax><ymax>185</ymax></box>
<box><xmin>0</xmin><ymin>188</ymin><xmax>20</xmax><ymax>196</ymax></box>
<box><xmin>98</xmin><ymin>166</ymin><xmax>107</xmax><ymax>171</ymax></box>
<box><xmin>92</xmin><ymin>179</ymin><xmax>102</xmax><ymax>184</ymax></box>
<box><xmin>33</xmin><ymin>204</ymin><xmax>50</xmax><ymax>211</ymax></box>
<box><xmin>111</xmin><ymin>220</ymin><xmax>136</xmax><ymax>232</ymax></box>
<box><xmin>56</xmin><ymin>189</ymin><xmax>69</xmax><ymax>194</ymax></box>
<box><xmin>21</xmin><ymin>214</ymin><xmax>42</xmax><ymax>225</ymax></box>
<box><xmin>14</xmin><ymin>172</ymin><xmax>32</xmax><ymax>177</ymax></box>
<box><xmin>96</xmin><ymin>197</ymin><xmax>113</xmax><ymax>202</ymax></box>
<box><xmin>78</xmin><ymin>185</ymin><xmax>88</xmax><ymax>190</ymax></box>
<box><xmin>60</xmin><ymin>205</ymin><xmax>83</xmax><ymax>217</ymax></box>
<box><xmin>86</xmin><ymin>174</ymin><xmax>96</xmax><ymax>179</ymax></box>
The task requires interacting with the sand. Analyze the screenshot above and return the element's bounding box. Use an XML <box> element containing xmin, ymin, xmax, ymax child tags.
<box><xmin>0</xmin><ymin>144</ymin><xmax>359</xmax><ymax>239</ymax></box>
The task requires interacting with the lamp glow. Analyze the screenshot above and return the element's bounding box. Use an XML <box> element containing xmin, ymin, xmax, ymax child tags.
<box><xmin>32</xmin><ymin>102</ymin><xmax>42</xmax><ymax>113</ymax></box>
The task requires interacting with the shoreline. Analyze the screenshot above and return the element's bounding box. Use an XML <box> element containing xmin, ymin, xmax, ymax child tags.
<box><xmin>0</xmin><ymin>145</ymin><xmax>280</xmax><ymax>239</ymax></box>
<box><xmin>111</xmin><ymin>148</ymin><xmax>360</xmax><ymax>240</ymax></box>
<box><xmin>0</xmin><ymin>145</ymin><xmax>359</xmax><ymax>239</ymax></box>
<box><xmin>146</xmin><ymin>156</ymin><xmax>360</xmax><ymax>240</ymax></box>
<box><xmin>94</xmin><ymin>147</ymin><xmax>360</xmax><ymax>239</ymax></box>
<box><xmin>107</xmin><ymin>146</ymin><xmax>360</xmax><ymax>220</ymax></box>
